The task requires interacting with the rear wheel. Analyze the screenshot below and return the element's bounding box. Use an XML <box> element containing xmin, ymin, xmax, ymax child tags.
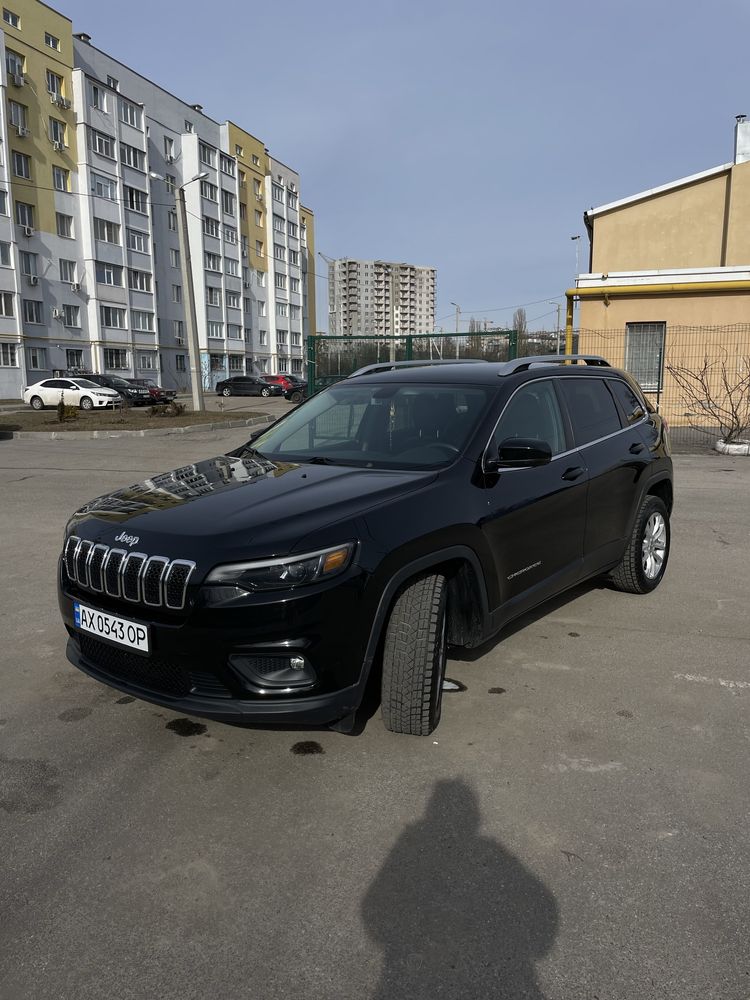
<box><xmin>289</xmin><ymin>389</ymin><xmax>303</xmax><ymax>403</ymax></box>
<box><xmin>261</xmin><ymin>387</ymin><xmax>271</xmax><ymax>397</ymax></box>
<box><xmin>222</xmin><ymin>387</ymin><xmax>232</xmax><ymax>397</ymax></box>
<box><xmin>610</xmin><ymin>495</ymin><xmax>670</xmax><ymax>594</ymax></box>
<box><xmin>30</xmin><ymin>396</ymin><xmax>44</xmax><ymax>410</ymax></box>
<box><xmin>80</xmin><ymin>396</ymin><xmax>94</xmax><ymax>411</ymax></box>
<box><xmin>381</xmin><ymin>573</ymin><xmax>448</xmax><ymax>736</ymax></box>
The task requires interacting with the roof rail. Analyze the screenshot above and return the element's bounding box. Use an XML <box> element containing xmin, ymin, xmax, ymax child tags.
<box><xmin>348</xmin><ymin>358</ymin><xmax>485</xmax><ymax>378</ymax></box>
<box><xmin>500</xmin><ymin>354</ymin><xmax>610</xmax><ymax>375</ymax></box>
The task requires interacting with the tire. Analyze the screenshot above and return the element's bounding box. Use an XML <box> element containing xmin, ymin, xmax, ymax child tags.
<box><xmin>381</xmin><ymin>573</ymin><xmax>448</xmax><ymax>736</ymax></box>
<box><xmin>222</xmin><ymin>387</ymin><xmax>232</xmax><ymax>397</ymax></box>
<box><xmin>80</xmin><ymin>396</ymin><xmax>94</xmax><ymax>411</ymax></box>
<box><xmin>261</xmin><ymin>387</ymin><xmax>271</xmax><ymax>397</ymax></box>
<box><xmin>610</xmin><ymin>495</ymin><xmax>670</xmax><ymax>594</ymax></box>
<box><xmin>290</xmin><ymin>389</ymin><xmax>303</xmax><ymax>404</ymax></box>
<box><xmin>30</xmin><ymin>396</ymin><xmax>44</xmax><ymax>411</ymax></box>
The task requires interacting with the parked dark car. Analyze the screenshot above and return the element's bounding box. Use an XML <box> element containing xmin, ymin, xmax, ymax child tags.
<box><xmin>58</xmin><ymin>355</ymin><xmax>672</xmax><ymax>737</ymax></box>
<box><xmin>84</xmin><ymin>373</ymin><xmax>151</xmax><ymax>406</ymax></box>
<box><xmin>126</xmin><ymin>378</ymin><xmax>177</xmax><ymax>404</ymax></box>
<box><xmin>267</xmin><ymin>375</ymin><xmax>308</xmax><ymax>403</ymax></box>
<box><xmin>215</xmin><ymin>376</ymin><xmax>282</xmax><ymax>397</ymax></box>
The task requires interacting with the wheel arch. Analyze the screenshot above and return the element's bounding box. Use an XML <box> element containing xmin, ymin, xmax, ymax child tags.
<box><xmin>646</xmin><ymin>475</ymin><xmax>673</xmax><ymax>514</ymax></box>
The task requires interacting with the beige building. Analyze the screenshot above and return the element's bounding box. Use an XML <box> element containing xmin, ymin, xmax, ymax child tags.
<box><xmin>572</xmin><ymin>118</ymin><xmax>750</xmax><ymax>420</ymax></box>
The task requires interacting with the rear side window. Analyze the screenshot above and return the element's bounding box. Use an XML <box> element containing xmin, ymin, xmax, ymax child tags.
<box><xmin>558</xmin><ymin>377</ymin><xmax>622</xmax><ymax>446</ymax></box>
<box><xmin>607</xmin><ymin>378</ymin><xmax>646</xmax><ymax>424</ymax></box>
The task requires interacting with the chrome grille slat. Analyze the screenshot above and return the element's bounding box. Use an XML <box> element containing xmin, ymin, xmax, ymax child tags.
<box><xmin>63</xmin><ymin>535</ymin><xmax>195</xmax><ymax>610</ymax></box>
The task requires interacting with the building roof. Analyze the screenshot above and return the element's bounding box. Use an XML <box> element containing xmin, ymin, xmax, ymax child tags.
<box><xmin>585</xmin><ymin>162</ymin><xmax>733</xmax><ymax>220</ymax></box>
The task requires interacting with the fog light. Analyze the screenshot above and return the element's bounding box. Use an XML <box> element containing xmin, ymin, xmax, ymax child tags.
<box><xmin>290</xmin><ymin>655</ymin><xmax>305</xmax><ymax>671</ymax></box>
<box><xmin>229</xmin><ymin>653</ymin><xmax>317</xmax><ymax>693</ymax></box>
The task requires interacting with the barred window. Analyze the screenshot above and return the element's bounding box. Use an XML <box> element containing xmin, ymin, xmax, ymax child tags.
<box><xmin>625</xmin><ymin>322</ymin><xmax>665</xmax><ymax>392</ymax></box>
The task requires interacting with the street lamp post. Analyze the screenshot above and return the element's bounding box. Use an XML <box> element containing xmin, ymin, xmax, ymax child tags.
<box><xmin>450</xmin><ymin>301</ymin><xmax>461</xmax><ymax>359</ymax></box>
<box><xmin>570</xmin><ymin>234</ymin><xmax>582</xmax><ymax>278</ymax></box>
<box><xmin>175</xmin><ymin>173</ymin><xmax>209</xmax><ymax>412</ymax></box>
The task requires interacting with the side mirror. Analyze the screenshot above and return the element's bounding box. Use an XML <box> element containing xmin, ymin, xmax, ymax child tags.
<box><xmin>485</xmin><ymin>437</ymin><xmax>553</xmax><ymax>471</ymax></box>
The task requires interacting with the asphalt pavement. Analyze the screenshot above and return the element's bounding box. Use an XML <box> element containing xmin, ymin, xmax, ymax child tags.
<box><xmin>1</xmin><ymin>433</ymin><xmax>748</xmax><ymax>1000</ymax></box>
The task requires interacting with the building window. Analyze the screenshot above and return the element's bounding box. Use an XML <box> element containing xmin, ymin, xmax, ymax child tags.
<box><xmin>275</xmin><ymin>273</ymin><xmax>287</xmax><ymax>291</ymax></box>
<box><xmin>276</xmin><ymin>302</ymin><xmax>288</xmax><ymax>317</ymax></box>
<box><xmin>53</xmin><ymin>166</ymin><xmax>69</xmax><ymax>192</ymax></box>
<box><xmin>12</xmin><ymin>151</ymin><xmax>30</xmax><ymax>179</ymax></box>
<box><xmin>101</xmin><ymin>308</ymin><xmax>127</xmax><ymax>330</ymax></box>
<box><xmin>625</xmin><ymin>322</ymin><xmax>666</xmax><ymax>392</ymax></box>
<box><xmin>274</xmin><ymin>245</ymin><xmax>286</xmax><ymax>262</ymax></box>
<box><xmin>235</xmin><ymin>144</ymin><xmax>243</xmax><ymax>157</ymax></box>
<box><xmin>26</xmin><ymin>347</ymin><xmax>47</xmax><ymax>372</ymax></box>
<box><xmin>3</xmin><ymin>8</ymin><xmax>19</xmax><ymax>27</ymax></box>
<box><xmin>287</xmin><ymin>190</ymin><xmax>298</xmax><ymax>210</ymax></box>
<box><xmin>0</xmin><ymin>293</ymin><xmax>15</xmax><ymax>317</ymax></box>
<box><xmin>176</xmin><ymin>354</ymin><xmax>186</xmax><ymax>372</ymax></box>
<box><xmin>273</xmin><ymin>214</ymin><xmax>284</xmax><ymax>233</ymax></box>
<box><xmin>239</xmin><ymin>203</ymin><xmax>246</xmax><ymax>221</ymax></box>
<box><xmin>225</xmin><ymin>258</ymin><xmax>239</xmax><ymax>276</ymax></box>
<box><xmin>209</xmin><ymin>354</ymin><xmax>225</xmax><ymax>371</ymax></box>
<box><xmin>121</xmin><ymin>143</ymin><xmax>145</xmax><ymax>171</ymax></box>
<box><xmin>226</xmin><ymin>291</ymin><xmax>240</xmax><ymax>309</ymax></box>
<box><xmin>288</xmin><ymin>221</ymin><xmax>297</xmax><ymax>238</ymax></box>
<box><xmin>290</xmin><ymin>249</ymin><xmax>299</xmax><ymax>266</ymax></box>
<box><xmin>49</xmin><ymin>118</ymin><xmax>66</xmax><ymax>146</ymax></box>
<box><xmin>104</xmin><ymin>347</ymin><xmax>128</xmax><ymax>367</ymax></box>
<box><xmin>137</xmin><ymin>351</ymin><xmax>156</xmax><ymax>369</ymax></box>
<box><xmin>89</xmin><ymin>83</ymin><xmax>106</xmax><ymax>111</ymax></box>
<box><xmin>164</xmin><ymin>135</ymin><xmax>175</xmax><ymax>160</ymax></box>
<box><xmin>56</xmin><ymin>213</ymin><xmax>73</xmax><ymax>238</ymax></box>
<box><xmin>169</xmin><ymin>248</ymin><xmax>180</xmax><ymax>268</ymax></box>
<box><xmin>62</xmin><ymin>304</ymin><xmax>80</xmax><ymax>328</ymax></box>
<box><xmin>255</xmin><ymin>240</ymin><xmax>264</xmax><ymax>258</ymax></box>
<box><xmin>95</xmin><ymin>261</ymin><xmax>123</xmax><ymax>285</ymax></box>
<box><xmin>167</xmin><ymin>211</ymin><xmax>177</xmax><ymax>232</ymax></box>
<box><xmin>291</xmin><ymin>304</ymin><xmax>301</xmax><ymax>319</ymax></box>
<box><xmin>90</xmin><ymin>130</ymin><xmax>114</xmax><ymax>158</ymax></box>
<box><xmin>23</xmin><ymin>300</ymin><xmax>43</xmax><ymax>324</ymax></box>
<box><xmin>45</xmin><ymin>31</ymin><xmax>60</xmax><ymax>50</ymax></box>
<box><xmin>173</xmin><ymin>320</ymin><xmax>184</xmax><ymax>343</ymax></box>
<box><xmin>205</xmin><ymin>251</ymin><xmax>221</xmax><ymax>271</ymax></box>
<box><xmin>227</xmin><ymin>324</ymin><xmax>242</xmax><ymax>340</ymax></box>
<box><xmin>228</xmin><ymin>354</ymin><xmax>243</xmax><ymax>370</ymax></box>
<box><xmin>257</xmin><ymin>301</ymin><xmax>266</xmax><ymax>317</ymax></box>
<box><xmin>199</xmin><ymin>142</ymin><xmax>216</xmax><ymax>167</ymax></box>
<box><xmin>67</xmin><ymin>348</ymin><xmax>83</xmax><ymax>369</ymax></box>
<box><xmin>224</xmin><ymin>226</ymin><xmax>237</xmax><ymax>244</ymax></box>
<box><xmin>292</xmin><ymin>358</ymin><xmax>303</xmax><ymax>374</ymax></box>
<box><xmin>9</xmin><ymin>100</ymin><xmax>27</xmax><ymax>130</ymax></box>
<box><xmin>124</xmin><ymin>186</ymin><xmax>147</xmax><ymax>213</ymax></box>
<box><xmin>290</xmin><ymin>277</ymin><xmax>300</xmax><ymax>293</ymax></box>
<box><xmin>200</xmin><ymin>179</ymin><xmax>218</xmax><ymax>201</ymax></box>
<box><xmin>128</xmin><ymin>269</ymin><xmax>152</xmax><ymax>292</ymax></box>
<box><xmin>172</xmin><ymin>284</ymin><xmax>181</xmax><ymax>303</ymax></box>
<box><xmin>46</xmin><ymin>70</ymin><xmax>63</xmax><ymax>97</ymax></box>
<box><xmin>203</xmin><ymin>216</ymin><xmax>220</xmax><ymax>238</ymax></box>
<box><xmin>127</xmin><ymin>228</ymin><xmax>148</xmax><ymax>253</ymax></box>
<box><xmin>278</xmin><ymin>358</ymin><xmax>288</xmax><ymax>373</ymax></box>
<box><xmin>221</xmin><ymin>190</ymin><xmax>235</xmax><ymax>215</ymax></box>
<box><xmin>258</xmin><ymin>331</ymin><xmax>267</xmax><ymax>346</ymax></box>
<box><xmin>94</xmin><ymin>217</ymin><xmax>120</xmax><ymax>243</ymax></box>
<box><xmin>206</xmin><ymin>286</ymin><xmax>221</xmax><ymax>306</ymax></box>
<box><xmin>165</xmin><ymin>174</ymin><xmax>175</xmax><ymax>193</ymax></box>
<box><xmin>220</xmin><ymin>154</ymin><xmax>235</xmax><ymax>176</ymax></box>
<box><xmin>256</xmin><ymin>270</ymin><xmax>265</xmax><ymax>287</ymax></box>
<box><xmin>5</xmin><ymin>49</ymin><xmax>23</xmax><ymax>77</ymax></box>
<box><xmin>184</xmin><ymin>120</ymin><xmax>194</xmax><ymax>133</ymax></box>
<box><xmin>120</xmin><ymin>99</ymin><xmax>142</xmax><ymax>129</ymax></box>
<box><xmin>106</xmin><ymin>75</ymin><xmax>118</xmax><ymax>90</ymax></box>
<box><xmin>91</xmin><ymin>172</ymin><xmax>116</xmax><ymax>199</ymax></box>
<box><xmin>0</xmin><ymin>342</ymin><xmax>18</xmax><ymax>364</ymax></box>
<box><xmin>0</xmin><ymin>242</ymin><xmax>11</xmax><ymax>266</ymax></box>
<box><xmin>292</xmin><ymin>332</ymin><xmax>301</xmax><ymax>346</ymax></box>
<box><xmin>207</xmin><ymin>322</ymin><xmax>223</xmax><ymax>339</ymax></box>
<box><xmin>20</xmin><ymin>250</ymin><xmax>37</xmax><ymax>276</ymax></box>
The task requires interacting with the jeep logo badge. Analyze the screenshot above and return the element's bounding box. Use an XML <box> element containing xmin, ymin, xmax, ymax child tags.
<box><xmin>114</xmin><ymin>531</ymin><xmax>140</xmax><ymax>547</ymax></box>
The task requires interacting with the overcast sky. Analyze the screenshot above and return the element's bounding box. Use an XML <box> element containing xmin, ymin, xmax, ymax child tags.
<box><xmin>61</xmin><ymin>0</ymin><xmax>750</xmax><ymax>332</ymax></box>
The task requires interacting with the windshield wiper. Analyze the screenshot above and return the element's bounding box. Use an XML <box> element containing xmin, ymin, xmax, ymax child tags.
<box><xmin>306</xmin><ymin>455</ymin><xmax>338</xmax><ymax>465</ymax></box>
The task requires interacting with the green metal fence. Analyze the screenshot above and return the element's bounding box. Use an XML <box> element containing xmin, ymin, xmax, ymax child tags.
<box><xmin>306</xmin><ymin>329</ymin><xmax>566</xmax><ymax>394</ymax></box>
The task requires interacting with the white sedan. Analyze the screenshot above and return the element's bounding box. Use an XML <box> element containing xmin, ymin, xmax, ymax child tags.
<box><xmin>23</xmin><ymin>377</ymin><xmax>121</xmax><ymax>411</ymax></box>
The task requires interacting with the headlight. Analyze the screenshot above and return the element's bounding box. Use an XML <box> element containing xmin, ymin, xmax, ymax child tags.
<box><xmin>202</xmin><ymin>542</ymin><xmax>356</xmax><ymax>605</ymax></box>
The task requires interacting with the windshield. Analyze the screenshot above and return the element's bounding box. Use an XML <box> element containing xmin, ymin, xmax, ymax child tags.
<box><xmin>72</xmin><ymin>379</ymin><xmax>102</xmax><ymax>389</ymax></box>
<box><xmin>251</xmin><ymin>382</ymin><xmax>492</xmax><ymax>469</ymax></box>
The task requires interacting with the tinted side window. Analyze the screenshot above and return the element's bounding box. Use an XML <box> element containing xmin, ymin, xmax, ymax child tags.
<box><xmin>558</xmin><ymin>377</ymin><xmax>622</xmax><ymax>445</ymax></box>
<box><xmin>43</xmin><ymin>379</ymin><xmax>66</xmax><ymax>388</ymax></box>
<box><xmin>608</xmin><ymin>378</ymin><xmax>646</xmax><ymax>424</ymax></box>
<box><xmin>492</xmin><ymin>381</ymin><xmax>567</xmax><ymax>456</ymax></box>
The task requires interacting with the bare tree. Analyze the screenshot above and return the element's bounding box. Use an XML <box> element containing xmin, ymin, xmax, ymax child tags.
<box><xmin>512</xmin><ymin>308</ymin><xmax>527</xmax><ymax>336</ymax></box>
<box><xmin>667</xmin><ymin>351</ymin><xmax>750</xmax><ymax>443</ymax></box>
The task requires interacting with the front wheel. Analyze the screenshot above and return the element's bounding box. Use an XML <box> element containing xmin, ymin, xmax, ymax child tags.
<box><xmin>381</xmin><ymin>573</ymin><xmax>448</xmax><ymax>736</ymax></box>
<box><xmin>260</xmin><ymin>387</ymin><xmax>271</xmax><ymax>397</ymax></box>
<box><xmin>30</xmin><ymin>396</ymin><xmax>44</xmax><ymax>410</ymax></box>
<box><xmin>289</xmin><ymin>389</ymin><xmax>303</xmax><ymax>403</ymax></box>
<box><xmin>221</xmin><ymin>387</ymin><xmax>232</xmax><ymax>397</ymax></box>
<box><xmin>610</xmin><ymin>495</ymin><xmax>670</xmax><ymax>594</ymax></box>
<box><xmin>79</xmin><ymin>396</ymin><xmax>94</xmax><ymax>411</ymax></box>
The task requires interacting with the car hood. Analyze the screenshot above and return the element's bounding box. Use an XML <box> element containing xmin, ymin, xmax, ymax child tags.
<box><xmin>66</xmin><ymin>452</ymin><xmax>435</xmax><ymax>561</ymax></box>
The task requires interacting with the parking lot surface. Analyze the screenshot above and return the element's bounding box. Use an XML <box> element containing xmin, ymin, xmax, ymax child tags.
<box><xmin>1</xmin><ymin>432</ymin><xmax>748</xmax><ymax>1000</ymax></box>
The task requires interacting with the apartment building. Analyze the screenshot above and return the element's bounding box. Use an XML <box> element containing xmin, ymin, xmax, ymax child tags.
<box><xmin>328</xmin><ymin>259</ymin><xmax>436</xmax><ymax>337</ymax></box>
<box><xmin>0</xmin><ymin>0</ymin><xmax>314</xmax><ymax>398</ymax></box>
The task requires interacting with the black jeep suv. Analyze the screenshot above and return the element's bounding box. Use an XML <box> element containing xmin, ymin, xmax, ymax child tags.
<box><xmin>58</xmin><ymin>356</ymin><xmax>672</xmax><ymax>736</ymax></box>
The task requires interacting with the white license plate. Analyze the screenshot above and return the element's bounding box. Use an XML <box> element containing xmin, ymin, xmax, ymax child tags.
<box><xmin>74</xmin><ymin>601</ymin><xmax>150</xmax><ymax>653</ymax></box>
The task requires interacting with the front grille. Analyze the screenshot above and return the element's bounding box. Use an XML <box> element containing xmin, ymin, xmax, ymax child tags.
<box><xmin>78</xmin><ymin>634</ymin><xmax>191</xmax><ymax>698</ymax></box>
<box><xmin>64</xmin><ymin>535</ymin><xmax>195</xmax><ymax>610</ymax></box>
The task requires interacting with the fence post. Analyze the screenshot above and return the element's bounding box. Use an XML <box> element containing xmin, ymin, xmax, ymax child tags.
<box><xmin>508</xmin><ymin>329</ymin><xmax>518</xmax><ymax>360</ymax></box>
<box><xmin>306</xmin><ymin>335</ymin><xmax>317</xmax><ymax>394</ymax></box>
<box><xmin>405</xmin><ymin>336</ymin><xmax>413</xmax><ymax>361</ymax></box>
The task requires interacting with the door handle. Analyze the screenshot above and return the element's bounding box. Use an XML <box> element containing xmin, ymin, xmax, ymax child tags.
<box><xmin>629</xmin><ymin>442</ymin><xmax>645</xmax><ymax>454</ymax></box>
<box><xmin>561</xmin><ymin>466</ymin><xmax>585</xmax><ymax>481</ymax></box>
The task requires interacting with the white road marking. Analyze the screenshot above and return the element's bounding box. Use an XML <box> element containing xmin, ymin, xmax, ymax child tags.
<box><xmin>674</xmin><ymin>672</ymin><xmax>750</xmax><ymax>691</ymax></box>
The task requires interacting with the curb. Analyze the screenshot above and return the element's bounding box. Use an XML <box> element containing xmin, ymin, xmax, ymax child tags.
<box><xmin>715</xmin><ymin>438</ymin><xmax>750</xmax><ymax>456</ymax></box>
<box><xmin>6</xmin><ymin>414</ymin><xmax>274</xmax><ymax>441</ymax></box>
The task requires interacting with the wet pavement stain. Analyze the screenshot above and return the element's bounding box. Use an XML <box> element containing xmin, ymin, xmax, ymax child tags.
<box><xmin>443</xmin><ymin>678</ymin><xmax>467</xmax><ymax>692</ymax></box>
<box><xmin>488</xmin><ymin>687</ymin><xmax>507</xmax><ymax>695</ymax></box>
<box><xmin>166</xmin><ymin>718</ymin><xmax>207</xmax><ymax>737</ymax></box>
<box><xmin>115</xmin><ymin>696</ymin><xmax>135</xmax><ymax>705</ymax></box>
<box><xmin>568</xmin><ymin>631</ymin><xmax>581</xmax><ymax>637</ymax></box>
<box><xmin>617</xmin><ymin>709</ymin><xmax>634</xmax><ymax>719</ymax></box>
<box><xmin>291</xmin><ymin>741</ymin><xmax>324</xmax><ymax>755</ymax></box>
<box><xmin>57</xmin><ymin>707</ymin><xmax>92</xmax><ymax>722</ymax></box>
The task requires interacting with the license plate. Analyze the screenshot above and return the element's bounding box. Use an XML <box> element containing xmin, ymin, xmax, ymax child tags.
<box><xmin>74</xmin><ymin>601</ymin><xmax>150</xmax><ymax>653</ymax></box>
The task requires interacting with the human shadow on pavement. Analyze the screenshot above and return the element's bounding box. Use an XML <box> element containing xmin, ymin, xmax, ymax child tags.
<box><xmin>362</xmin><ymin>779</ymin><xmax>557</xmax><ymax>999</ymax></box>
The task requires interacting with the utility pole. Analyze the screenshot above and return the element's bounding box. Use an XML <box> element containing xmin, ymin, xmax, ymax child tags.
<box><xmin>174</xmin><ymin>172</ymin><xmax>208</xmax><ymax>412</ymax></box>
<box><xmin>547</xmin><ymin>301</ymin><xmax>562</xmax><ymax>353</ymax></box>
<box><xmin>450</xmin><ymin>301</ymin><xmax>461</xmax><ymax>359</ymax></box>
